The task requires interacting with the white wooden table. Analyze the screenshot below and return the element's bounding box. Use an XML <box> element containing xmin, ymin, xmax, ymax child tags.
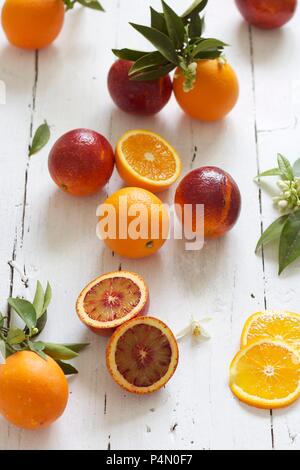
<box><xmin>0</xmin><ymin>0</ymin><xmax>299</xmax><ymax>451</ymax></box>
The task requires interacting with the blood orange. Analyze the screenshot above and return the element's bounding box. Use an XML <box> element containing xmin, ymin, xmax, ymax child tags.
<box><xmin>76</xmin><ymin>271</ymin><xmax>149</xmax><ymax>335</ymax></box>
<box><xmin>106</xmin><ymin>316</ymin><xmax>179</xmax><ymax>394</ymax></box>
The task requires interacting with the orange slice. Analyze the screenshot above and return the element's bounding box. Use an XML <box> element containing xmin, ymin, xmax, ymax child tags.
<box><xmin>241</xmin><ymin>310</ymin><xmax>300</xmax><ymax>353</ymax></box>
<box><xmin>106</xmin><ymin>316</ymin><xmax>179</xmax><ymax>394</ymax></box>
<box><xmin>115</xmin><ymin>130</ymin><xmax>182</xmax><ymax>193</ymax></box>
<box><xmin>229</xmin><ymin>340</ymin><xmax>300</xmax><ymax>409</ymax></box>
<box><xmin>76</xmin><ymin>271</ymin><xmax>149</xmax><ymax>335</ymax></box>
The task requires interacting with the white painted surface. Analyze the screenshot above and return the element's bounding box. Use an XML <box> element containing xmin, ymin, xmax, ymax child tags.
<box><xmin>0</xmin><ymin>0</ymin><xmax>299</xmax><ymax>450</ymax></box>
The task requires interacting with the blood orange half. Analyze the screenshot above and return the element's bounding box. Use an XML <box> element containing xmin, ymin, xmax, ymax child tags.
<box><xmin>76</xmin><ymin>271</ymin><xmax>149</xmax><ymax>335</ymax></box>
<box><xmin>106</xmin><ymin>316</ymin><xmax>179</xmax><ymax>394</ymax></box>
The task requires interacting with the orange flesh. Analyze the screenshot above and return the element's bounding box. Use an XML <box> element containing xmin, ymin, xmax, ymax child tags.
<box><xmin>115</xmin><ymin>324</ymin><xmax>172</xmax><ymax>387</ymax></box>
<box><xmin>121</xmin><ymin>134</ymin><xmax>177</xmax><ymax>181</ymax></box>
<box><xmin>83</xmin><ymin>277</ymin><xmax>141</xmax><ymax>322</ymax></box>
<box><xmin>246</xmin><ymin>314</ymin><xmax>300</xmax><ymax>350</ymax></box>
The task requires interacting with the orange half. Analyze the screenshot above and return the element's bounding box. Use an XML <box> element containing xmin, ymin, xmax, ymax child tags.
<box><xmin>241</xmin><ymin>310</ymin><xmax>300</xmax><ymax>353</ymax></box>
<box><xmin>230</xmin><ymin>339</ymin><xmax>300</xmax><ymax>409</ymax></box>
<box><xmin>116</xmin><ymin>130</ymin><xmax>182</xmax><ymax>193</ymax></box>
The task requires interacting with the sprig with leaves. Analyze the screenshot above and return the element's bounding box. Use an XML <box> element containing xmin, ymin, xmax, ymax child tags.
<box><xmin>255</xmin><ymin>154</ymin><xmax>300</xmax><ymax>274</ymax></box>
<box><xmin>113</xmin><ymin>0</ymin><xmax>227</xmax><ymax>91</ymax></box>
<box><xmin>64</xmin><ymin>0</ymin><xmax>104</xmax><ymax>11</ymax></box>
<box><xmin>0</xmin><ymin>282</ymin><xmax>89</xmax><ymax>375</ymax></box>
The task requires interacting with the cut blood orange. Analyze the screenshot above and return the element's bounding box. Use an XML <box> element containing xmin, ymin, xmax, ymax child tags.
<box><xmin>76</xmin><ymin>271</ymin><xmax>149</xmax><ymax>335</ymax></box>
<box><xmin>115</xmin><ymin>130</ymin><xmax>182</xmax><ymax>193</ymax></box>
<box><xmin>106</xmin><ymin>316</ymin><xmax>179</xmax><ymax>394</ymax></box>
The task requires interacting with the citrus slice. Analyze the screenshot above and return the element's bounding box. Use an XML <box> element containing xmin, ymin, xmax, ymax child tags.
<box><xmin>229</xmin><ymin>340</ymin><xmax>300</xmax><ymax>409</ymax></box>
<box><xmin>115</xmin><ymin>130</ymin><xmax>182</xmax><ymax>193</ymax></box>
<box><xmin>241</xmin><ymin>310</ymin><xmax>300</xmax><ymax>353</ymax></box>
<box><xmin>76</xmin><ymin>271</ymin><xmax>149</xmax><ymax>335</ymax></box>
<box><xmin>106</xmin><ymin>316</ymin><xmax>179</xmax><ymax>394</ymax></box>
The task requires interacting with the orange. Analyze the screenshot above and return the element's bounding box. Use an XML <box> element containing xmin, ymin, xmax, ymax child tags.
<box><xmin>1</xmin><ymin>0</ymin><xmax>65</xmax><ymax>50</ymax></box>
<box><xmin>115</xmin><ymin>130</ymin><xmax>182</xmax><ymax>193</ymax></box>
<box><xmin>76</xmin><ymin>271</ymin><xmax>149</xmax><ymax>336</ymax></box>
<box><xmin>173</xmin><ymin>59</ymin><xmax>239</xmax><ymax>122</ymax></box>
<box><xmin>241</xmin><ymin>310</ymin><xmax>300</xmax><ymax>353</ymax></box>
<box><xmin>0</xmin><ymin>351</ymin><xmax>68</xmax><ymax>429</ymax></box>
<box><xmin>229</xmin><ymin>340</ymin><xmax>300</xmax><ymax>409</ymax></box>
<box><xmin>97</xmin><ymin>187</ymin><xmax>169</xmax><ymax>259</ymax></box>
<box><xmin>106</xmin><ymin>316</ymin><xmax>179</xmax><ymax>394</ymax></box>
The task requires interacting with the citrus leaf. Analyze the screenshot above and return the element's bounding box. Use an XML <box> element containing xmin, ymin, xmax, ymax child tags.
<box><xmin>33</xmin><ymin>281</ymin><xmax>45</xmax><ymax>319</ymax></box>
<box><xmin>255</xmin><ymin>215</ymin><xmax>289</xmax><ymax>253</ymax></box>
<box><xmin>7</xmin><ymin>298</ymin><xmax>37</xmax><ymax>329</ymax></box>
<box><xmin>130</xmin><ymin>63</ymin><xmax>175</xmax><ymax>81</ymax></box>
<box><xmin>161</xmin><ymin>0</ymin><xmax>185</xmax><ymax>49</ymax></box>
<box><xmin>42</xmin><ymin>282</ymin><xmax>52</xmax><ymax>315</ymax></box>
<box><xmin>0</xmin><ymin>312</ymin><xmax>5</xmax><ymax>329</ymax></box>
<box><xmin>189</xmin><ymin>12</ymin><xmax>204</xmax><ymax>37</ymax></box>
<box><xmin>293</xmin><ymin>158</ymin><xmax>300</xmax><ymax>177</ymax></box>
<box><xmin>129</xmin><ymin>51</ymin><xmax>168</xmax><ymax>76</ymax></box>
<box><xmin>28</xmin><ymin>340</ymin><xmax>47</xmax><ymax>360</ymax></box>
<box><xmin>60</xmin><ymin>343</ymin><xmax>90</xmax><ymax>353</ymax></box>
<box><xmin>112</xmin><ymin>49</ymin><xmax>149</xmax><ymax>61</ymax></box>
<box><xmin>254</xmin><ymin>168</ymin><xmax>282</xmax><ymax>180</ymax></box>
<box><xmin>7</xmin><ymin>327</ymin><xmax>26</xmax><ymax>345</ymax></box>
<box><xmin>279</xmin><ymin>210</ymin><xmax>300</xmax><ymax>274</ymax></box>
<box><xmin>29</xmin><ymin>121</ymin><xmax>50</xmax><ymax>157</ymax></box>
<box><xmin>182</xmin><ymin>0</ymin><xmax>208</xmax><ymax>20</ymax></box>
<box><xmin>43</xmin><ymin>343</ymin><xmax>79</xmax><ymax>360</ymax></box>
<box><xmin>130</xmin><ymin>23</ymin><xmax>179</xmax><ymax>65</ymax></box>
<box><xmin>0</xmin><ymin>340</ymin><xmax>6</xmax><ymax>360</ymax></box>
<box><xmin>194</xmin><ymin>49</ymin><xmax>223</xmax><ymax>60</ymax></box>
<box><xmin>192</xmin><ymin>38</ymin><xmax>227</xmax><ymax>57</ymax></box>
<box><xmin>56</xmin><ymin>360</ymin><xmax>78</xmax><ymax>375</ymax></box>
<box><xmin>277</xmin><ymin>153</ymin><xmax>294</xmax><ymax>181</ymax></box>
<box><xmin>77</xmin><ymin>0</ymin><xmax>104</xmax><ymax>11</ymax></box>
<box><xmin>150</xmin><ymin>7</ymin><xmax>168</xmax><ymax>34</ymax></box>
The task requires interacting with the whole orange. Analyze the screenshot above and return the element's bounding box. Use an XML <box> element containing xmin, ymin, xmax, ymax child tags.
<box><xmin>173</xmin><ymin>59</ymin><xmax>239</xmax><ymax>122</ymax></box>
<box><xmin>97</xmin><ymin>187</ymin><xmax>169</xmax><ymax>258</ymax></box>
<box><xmin>1</xmin><ymin>0</ymin><xmax>65</xmax><ymax>50</ymax></box>
<box><xmin>0</xmin><ymin>351</ymin><xmax>68</xmax><ymax>430</ymax></box>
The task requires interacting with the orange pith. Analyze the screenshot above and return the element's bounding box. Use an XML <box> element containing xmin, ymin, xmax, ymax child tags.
<box><xmin>106</xmin><ymin>316</ymin><xmax>179</xmax><ymax>394</ymax></box>
<box><xmin>76</xmin><ymin>271</ymin><xmax>149</xmax><ymax>333</ymax></box>
<box><xmin>230</xmin><ymin>340</ymin><xmax>300</xmax><ymax>409</ymax></box>
<box><xmin>116</xmin><ymin>130</ymin><xmax>182</xmax><ymax>193</ymax></box>
<box><xmin>241</xmin><ymin>311</ymin><xmax>300</xmax><ymax>353</ymax></box>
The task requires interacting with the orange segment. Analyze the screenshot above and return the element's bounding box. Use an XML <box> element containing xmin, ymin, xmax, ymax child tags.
<box><xmin>241</xmin><ymin>311</ymin><xmax>300</xmax><ymax>353</ymax></box>
<box><xmin>116</xmin><ymin>130</ymin><xmax>182</xmax><ymax>193</ymax></box>
<box><xmin>230</xmin><ymin>340</ymin><xmax>300</xmax><ymax>409</ymax></box>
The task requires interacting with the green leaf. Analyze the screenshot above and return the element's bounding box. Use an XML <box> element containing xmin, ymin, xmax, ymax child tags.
<box><xmin>7</xmin><ymin>327</ymin><xmax>26</xmax><ymax>345</ymax></box>
<box><xmin>255</xmin><ymin>215</ymin><xmax>289</xmax><ymax>253</ymax></box>
<box><xmin>0</xmin><ymin>340</ymin><xmax>6</xmax><ymax>359</ymax></box>
<box><xmin>279</xmin><ymin>210</ymin><xmax>300</xmax><ymax>274</ymax></box>
<box><xmin>56</xmin><ymin>360</ymin><xmax>78</xmax><ymax>375</ymax></box>
<box><xmin>29</xmin><ymin>121</ymin><xmax>50</xmax><ymax>157</ymax></box>
<box><xmin>254</xmin><ymin>168</ymin><xmax>282</xmax><ymax>180</ymax></box>
<box><xmin>189</xmin><ymin>12</ymin><xmax>204</xmax><ymax>37</ymax></box>
<box><xmin>293</xmin><ymin>158</ymin><xmax>300</xmax><ymax>177</ymax></box>
<box><xmin>130</xmin><ymin>23</ymin><xmax>179</xmax><ymax>65</ymax></box>
<box><xmin>0</xmin><ymin>312</ymin><xmax>5</xmax><ymax>329</ymax></box>
<box><xmin>194</xmin><ymin>50</ymin><xmax>223</xmax><ymax>60</ymax></box>
<box><xmin>25</xmin><ymin>311</ymin><xmax>48</xmax><ymax>338</ymax></box>
<box><xmin>112</xmin><ymin>49</ymin><xmax>149</xmax><ymax>61</ymax></box>
<box><xmin>129</xmin><ymin>51</ymin><xmax>168</xmax><ymax>76</ymax></box>
<box><xmin>42</xmin><ymin>282</ymin><xmax>52</xmax><ymax>315</ymax></box>
<box><xmin>277</xmin><ymin>153</ymin><xmax>294</xmax><ymax>181</ymax></box>
<box><xmin>182</xmin><ymin>0</ymin><xmax>208</xmax><ymax>21</ymax></box>
<box><xmin>28</xmin><ymin>340</ymin><xmax>47</xmax><ymax>360</ymax></box>
<box><xmin>192</xmin><ymin>38</ymin><xmax>227</xmax><ymax>57</ymax></box>
<box><xmin>150</xmin><ymin>7</ymin><xmax>168</xmax><ymax>34</ymax></box>
<box><xmin>130</xmin><ymin>63</ymin><xmax>175</xmax><ymax>81</ymax></box>
<box><xmin>77</xmin><ymin>0</ymin><xmax>104</xmax><ymax>11</ymax></box>
<box><xmin>33</xmin><ymin>281</ymin><xmax>45</xmax><ymax>319</ymax></box>
<box><xmin>161</xmin><ymin>0</ymin><xmax>185</xmax><ymax>49</ymax></box>
<box><xmin>7</xmin><ymin>298</ymin><xmax>37</xmax><ymax>329</ymax></box>
<box><xmin>43</xmin><ymin>343</ymin><xmax>79</xmax><ymax>360</ymax></box>
<box><xmin>60</xmin><ymin>343</ymin><xmax>90</xmax><ymax>353</ymax></box>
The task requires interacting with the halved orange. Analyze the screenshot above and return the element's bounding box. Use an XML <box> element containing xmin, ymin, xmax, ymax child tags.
<box><xmin>241</xmin><ymin>311</ymin><xmax>300</xmax><ymax>353</ymax></box>
<box><xmin>115</xmin><ymin>130</ymin><xmax>182</xmax><ymax>193</ymax></box>
<box><xmin>76</xmin><ymin>271</ymin><xmax>149</xmax><ymax>336</ymax></box>
<box><xmin>230</xmin><ymin>339</ymin><xmax>300</xmax><ymax>409</ymax></box>
<box><xmin>106</xmin><ymin>316</ymin><xmax>179</xmax><ymax>394</ymax></box>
